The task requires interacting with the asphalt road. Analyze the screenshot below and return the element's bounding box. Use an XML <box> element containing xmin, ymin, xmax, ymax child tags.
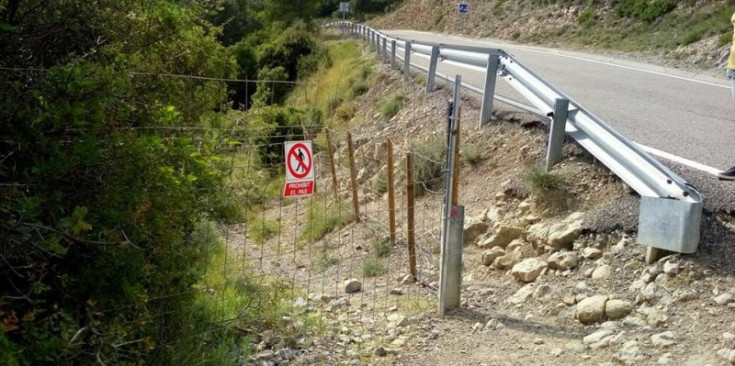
<box><xmin>382</xmin><ymin>29</ymin><xmax>735</xmax><ymax>171</ymax></box>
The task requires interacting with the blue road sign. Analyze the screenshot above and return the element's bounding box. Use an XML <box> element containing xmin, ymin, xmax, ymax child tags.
<box><xmin>458</xmin><ymin>2</ymin><xmax>469</xmax><ymax>14</ymax></box>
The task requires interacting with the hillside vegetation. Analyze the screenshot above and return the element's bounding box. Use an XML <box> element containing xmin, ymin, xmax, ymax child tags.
<box><xmin>0</xmin><ymin>0</ymin><xmax>383</xmax><ymax>364</ymax></box>
<box><xmin>370</xmin><ymin>0</ymin><xmax>735</xmax><ymax>69</ymax></box>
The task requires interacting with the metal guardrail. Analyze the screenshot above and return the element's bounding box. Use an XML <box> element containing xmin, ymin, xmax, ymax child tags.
<box><xmin>327</xmin><ymin>21</ymin><xmax>703</xmax><ymax>256</ymax></box>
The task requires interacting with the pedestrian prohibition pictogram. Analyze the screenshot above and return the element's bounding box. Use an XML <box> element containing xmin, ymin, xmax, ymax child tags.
<box><xmin>284</xmin><ymin>141</ymin><xmax>315</xmax><ymax>197</ymax></box>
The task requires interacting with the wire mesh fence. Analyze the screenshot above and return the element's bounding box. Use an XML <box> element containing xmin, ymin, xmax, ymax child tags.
<box><xmin>124</xmin><ymin>122</ymin><xmax>448</xmax><ymax>363</ymax></box>
<box><xmin>1</xmin><ymin>64</ymin><xmax>454</xmax><ymax>363</ymax></box>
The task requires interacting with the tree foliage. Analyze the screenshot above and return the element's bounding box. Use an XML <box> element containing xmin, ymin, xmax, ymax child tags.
<box><xmin>0</xmin><ymin>0</ymin><xmax>326</xmax><ymax>364</ymax></box>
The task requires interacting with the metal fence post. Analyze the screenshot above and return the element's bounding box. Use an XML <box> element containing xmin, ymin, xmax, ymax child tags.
<box><xmin>426</xmin><ymin>46</ymin><xmax>440</xmax><ymax>93</ymax></box>
<box><xmin>480</xmin><ymin>54</ymin><xmax>500</xmax><ymax>127</ymax></box>
<box><xmin>545</xmin><ymin>98</ymin><xmax>570</xmax><ymax>171</ymax></box>
<box><xmin>439</xmin><ymin>75</ymin><xmax>463</xmax><ymax>317</ymax></box>
<box><xmin>390</xmin><ymin>40</ymin><xmax>397</xmax><ymax>69</ymax></box>
<box><xmin>403</xmin><ymin>41</ymin><xmax>412</xmax><ymax>80</ymax></box>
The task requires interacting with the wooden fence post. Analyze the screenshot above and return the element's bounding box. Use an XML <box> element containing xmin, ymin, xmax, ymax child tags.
<box><xmin>347</xmin><ymin>132</ymin><xmax>361</xmax><ymax>222</ymax></box>
<box><xmin>386</xmin><ymin>139</ymin><xmax>396</xmax><ymax>245</ymax></box>
<box><xmin>406</xmin><ymin>152</ymin><xmax>417</xmax><ymax>278</ymax></box>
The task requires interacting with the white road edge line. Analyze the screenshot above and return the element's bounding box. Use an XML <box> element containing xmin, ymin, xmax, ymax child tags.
<box><xmin>518</xmin><ymin>49</ymin><xmax>731</xmax><ymax>90</ymax></box>
<box><xmin>636</xmin><ymin>143</ymin><xmax>722</xmax><ymax>176</ymax></box>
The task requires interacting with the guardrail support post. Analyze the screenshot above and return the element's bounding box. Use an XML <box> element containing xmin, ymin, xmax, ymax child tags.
<box><xmin>545</xmin><ymin>98</ymin><xmax>569</xmax><ymax>171</ymax></box>
<box><xmin>390</xmin><ymin>40</ymin><xmax>397</xmax><ymax>69</ymax></box>
<box><xmin>426</xmin><ymin>46</ymin><xmax>440</xmax><ymax>93</ymax></box>
<box><xmin>382</xmin><ymin>37</ymin><xmax>388</xmax><ymax>63</ymax></box>
<box><xmin>480</xmin><ymin>54</ymin><xmax>500</xmax><ymax>127</ymax></box>
<box><xmin>376</xmin><ymin>35</ymin><xmax>382</xmax><ymax>59</ymax></box>
<box><xmin>403</xmin><ymin>42</ymin><xmax>412</xmax><ymax>80</ymax></box>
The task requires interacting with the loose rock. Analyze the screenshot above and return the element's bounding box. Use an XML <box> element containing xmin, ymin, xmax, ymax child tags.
<box><xmin>481</xmin><ymin>247</ymin><xmax>505</xmax><ymax>266</ymax></box>
<box><xmin>714</xmin><ymin>293</ymin><xmax>734</xmax><ymax>305</ymax></box>
<box><xmin>464</xmin><ymin>220</ymin><xmax>489</xmax><ymax>246</ymax></box>
<box><xmin>591</xmin><ymin>264</ymin><xmax>614</xmax><ymax>280</ymax></box>
<box><xmin>651</xmin><ymin>331</ymin><xmax>676</xmax><ymax>347</ymax></box>
<box><xmin>547</xmin><ymin>251</ymin><xmax>579</xmax><ymax>270</ymax></box>
<box><xmin>344</xmin><ymin>279</ymin><xmax>362</xmax><ymax>293</ymax></box>
<box><xmin>511</xmin><ymin>258</ymin><xmax>548</xmax><ymax>282</ymax></box>
<box><xmin>478</xmin><ymin>224</ymin><xmax>524</xmax><ymax>249</ymax></box>
<box><xmin>577</xmin><ymin>295</ymin><xmax>608</xmax><ymax>324</ymax></box>
<box><xmin>605</xmin><ymin>299</ymin><xmax>633</xmax><ymax>320</ymax></box>
<box><xmin>581</xmin><ymin>248</ymin><xmax>603</xmax><ymax>260</ymax></box>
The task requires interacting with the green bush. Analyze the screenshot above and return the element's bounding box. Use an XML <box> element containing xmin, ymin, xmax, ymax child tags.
<box><xmin>578</xmin><ymin>8</ymin><xmax>596</xmax><ymax>28</ymax></box>
<box><xmin>526</xmin><ymin>166</ymin><xmax>566</xmax><ymax>193</ymax></box>
<box><xmin>380</xmin><ymin>94</ymin><xmax>405</xmax><ymax>118</ymax></box>
<box><xmin>372</xmin><ymin>169</ymin><xmax>389</xmax><ymax>194</ymax></box>
<box><xmin>461</xmin><ymin>141</ymin><xmax>485</xmax><ymax>166</ymax></box>
<box><xmin>616</xmin><ymin>0</ymin><xmax>676</xmax><ymax>22</ymax></box>
<box><xmin>372</xmin><ymin>237</ymin><xmax>393</xmax><ymax>258</ymax></box>
<box><xmin>410</xmin><ymin>137</ymin><xmax>448</xmax><ymax>196</ymax></box>
<box><xmin>361</xmin><ymin>256</ymin><xmax>385</xmax><ymax>277</ymax></box>
<box><xmin>350</xmin><ymin>80</ymin><xmax>371</xmax><ymax>96</ymax></box>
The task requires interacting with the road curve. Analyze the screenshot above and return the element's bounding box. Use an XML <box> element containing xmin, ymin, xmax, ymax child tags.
<box><xmin>382</xmin><ymin>29</ymin><xmax>735</xmax><ymax>171</ymax></box>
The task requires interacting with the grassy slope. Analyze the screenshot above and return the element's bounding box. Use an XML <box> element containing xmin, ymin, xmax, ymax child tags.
<box><xmin>370</xmin><ymin>0</ymin><xmax>735</xmax><ymax>69</ymax></box>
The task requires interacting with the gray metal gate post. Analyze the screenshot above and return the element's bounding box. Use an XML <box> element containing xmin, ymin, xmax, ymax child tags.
<box><xmin>480</xmin><ymin>54</ymin><xmax>500</xmax><ymax>127</ymax></box>
<box><xmin>403</xmin><ymin>42</ymin><xmax>412</xmax><ymax>80</ymax></box>
<box><xmin>439</xmin><ymin>75</ymin><xmax>463</xmax><ymax>317</ymax></box>
<box><xmin>390</xmin><ymin>40</ymin><xmax>397</xmax><ymax>69</ymax></box>
<box><xmin>545</xmin><ymin>98</ymin><xmax>569</xmax><ymax>171</ymax></box>
<box><xmin>426</xmin><ymin>46</ymin><xmax>440</xmax><ymax>93</ymax></box>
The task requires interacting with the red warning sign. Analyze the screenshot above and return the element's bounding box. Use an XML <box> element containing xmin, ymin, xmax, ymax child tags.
<box><xmin>284</xmin><ymin>141</ymin><xmax>315</xmax><ymax>197</ymax></box>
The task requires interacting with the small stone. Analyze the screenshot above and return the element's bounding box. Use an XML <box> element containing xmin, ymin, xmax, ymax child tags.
<box><xmin>563</xmin><ymin>295</ymin><xmax>577</xmax><ymax>306</ymax></box>
<box><xmin>344</xmin><ymin>279</ymin><xmax>362</xmax><ymax>293</ymax></box>
<box><xmin>657</xmin><ymin>352</ymin><xmax>673</xmax><ymax>365</ymax></box>
<box><xmin>663</xmin><ymin>261</ymin><xmax>679</xmax><ymax>276</ymax></box>
<box><xmin>472</xmin><ymin>322</ymin><xmax>483</xmax><ymax>333</ymax></box>
<box><xmin>714</xmin><ymin>293</ymin><xmax>734</xmax><ymax>305</ymax></box>
<box><xmin>605</xmin><ymin>299</ymin><xmax>633</xmax><ymax>320</ymax></box>
<box><xmin>481</xmin><ymin>247</ymin><xmax>505</xmax><ymax>266</ymax></box>
<box><xmin>577</xmin><ymin>295</ymin><xmax>608</xmax><ymax>324</ymax></box>
<box><xmin>485</xmin><ymin>319</ymin><xmax>504</xmax><ymax>330</ymax></box>
<box><xmin>613</xmin><ymin>340</ymin><xmax>642</xmax><ymax>365</ymax></box>
<box><xmin>723</xmin><ymin>332</ymin><xmax>735</xmax><ymax>347</ymax></box>
<box><xmin>591</xmin><ymin>265</ymin><xmax>614</xmax><ymax>280</ymax></box>
<box><xmin>642</xmin><ymin>307</ymin><xmax>667</xmax><ymax>326</ymax></box>
<box><xmin>550</xmin><ymin>347</ymin><xmax>564</xmax><ymax>357</ymax></box>
<box><xmin>375</xmin><ymin>346</ymin><xmax>387</xmax><ymax>357</ymax></box>
<box><xmin>674</xmin><ymin>289</ymin><xmax>697</xmax><ymax>302</ymax></box>
<box><xmin>518</xmin><ymin>201</ymin><xmax>532</xmax><ymax>212</ymax></box>
<box><xmin>533</xmin><ymin>338</ymin><xmax>545</xmax><ymax>345</ymax></box>
<box><xmin>547</xmin><ymin>251</ymin><xmax>579</xmax><ymax>270</ymax></box>
<box><xmin>390</xmin><ymin>288</ymin><xmax>403</xmax><ymax>296</ymax></box>
<box><xmin>565</xmin><ymin>341</ymin><xmax>587</xmax><ymax>353</ymax></box>
<box><xmin>651</xmin><ymin>331</ymin><xmax>676</xmax><ymax>347</ymax></box>
<box><xmin>583</xmin><ymin>328</ymin><xmax>615</xmax><ymax>347</ymax></box>
<box><xmin>511</xmin><ymin>258</ymin><xmax>548</xmax><ymax>282</ymax></box>
<box><xmin>464</xmin><ymin>220</ymin><xmax>489</xmax><ymax>245</ymax></box>
<box><xmin>581</xmin><ymin>248</ymin><xmax>603</xmax><ymax>260</ymax></box>
<box><xmin>718</xmin><ymin>348</ymin><xmax>731</xmax><ymax>360</ymax></box>
<box><xmin>508</xmin><ymin>284</ymin><xmax>535</xmax><ymax>305</ymax></box>
<box><xmin>622</xmin><ymin>316</ymin><xmax>646</xmax><ymax>328</ymax></box>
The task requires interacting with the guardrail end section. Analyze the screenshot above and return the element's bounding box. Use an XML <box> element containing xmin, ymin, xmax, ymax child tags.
<box><xmin>637</xmin><ymin>196</ymin><xmax>702</xmax><ymax>254</ymax></box>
